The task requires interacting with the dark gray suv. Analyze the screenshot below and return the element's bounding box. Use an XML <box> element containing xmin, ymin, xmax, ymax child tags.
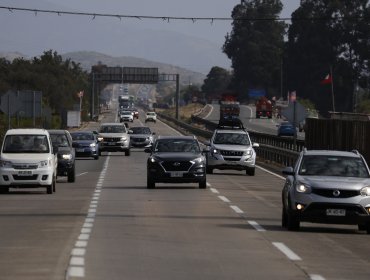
<box><xmin>282</xmin><ymin>149</ymin><xmax>370</xmax><ymax>232</ymax></box>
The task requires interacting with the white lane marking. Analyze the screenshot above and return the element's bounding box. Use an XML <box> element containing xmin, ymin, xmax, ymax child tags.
<box><xmin>72</xmin><ymin>248</ymin><xmax>86</xmax><ymax>256</ymax></box>
<box><xmin>218</xmin><ymin>196</ymin><xmax>230</xmax><ymax>203</ymax></box>
<box><xmin>78</xmin><ymin>233</ymin><xmax>90</xmax><ymax>240</ymax></box>
<box><xmin>70</xmin><ymin>256</ymin><xmax>85</xmax><ymax>266</ymax></box>
<box><xmin>77</xmin><ymin>172</ymin><xmax>88</xmax><ymax>177</ymax></box>
<box><xmin>248</xmin><ymin>220</ymin><xmax>266</xmax><ymax>232</ymax></box>
<box><xmin>310</xmin><ymin>274</ymin><xmax>326</xmax><ymax>280</ymax></box>
<box><xmin>85</xmin><ymin>218</ymin><xmax>94</xmax><ymax>223</ymax></box>
<box><xmin>75</xmin><ymin>241</ymin><xmax>88</xmax><ymax>248</ymax></box>
<box><xmin>81</xmin><ymin>228</ymin><xmax>92</xmax><ymax>234</ymax></box>
<box><xmin>256</xmin><ymin>165</ymin><xmax>285</xmax><ymax>180</ymax></box>
<box><xmin>68</xmin><ymin>266</ymin><xmax>85</xmax><ymax>277</ymax></box>
<box><xmin>272</xmin><ymin>242</ymin><xmax>302</xmax><ymax>261</ymax></box>
<box><xmin>230</xmin><ymin>205</ymin><xmax>244</xmax><ymax>214</ymax></box>
<box><xmin>210</xmin><ymin>188</ymin><xmax>219</xmax><ymax>194</ymax></box>
<box><xmin>83</xmin><ymin>222</ymin><xmax>93</xmax><ymax>228</ymax></box>
<box><xmin>203</xmin><ymin>104</ymin><xmax>214</xmax><ymax>119</ymax></box>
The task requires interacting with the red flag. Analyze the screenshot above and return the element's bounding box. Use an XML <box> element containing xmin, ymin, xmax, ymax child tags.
<box><xmin>320</xmin><ymin>74</ymin><xmax>332</xmax><ymax>85</ymax></box>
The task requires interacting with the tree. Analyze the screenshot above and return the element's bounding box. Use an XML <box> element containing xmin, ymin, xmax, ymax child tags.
<box><xmin>286</xmin><ymin>0</ymin><xmax>370</xmax><ymax>115</ymax></box>
<box><xmin>223</xmin><ymin>0</ymin><xmax>286</xmax><ymax>101</ymax></box>
<box><xmin>201</xmin><ymin>66</ymin><xmax>232</xmax><ymax>101</ymax></box>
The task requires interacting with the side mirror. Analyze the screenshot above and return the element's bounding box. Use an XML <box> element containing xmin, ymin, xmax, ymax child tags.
<box><xmin>53</xmin><ymin>145</ymin><xmax>59</xmax><ymax>154</ymax></box>
<box><xmin>252</xmin><ymin>143</ymin><xmax>259</xmax><ymax>148</ymax></box>
<box><xmin>128</xmin><ymin>130</ymin><xmax>133</xmax><ymax>134</ymax></box>
<box><xmin>282</xmin><ymin>167</ymin><xmax>294</xmax><ymax>176</ymax></box>
<box><xmin>204</xmin><ymin>140</ymin><xmax>211</xmax><ymax>146</ymax></box>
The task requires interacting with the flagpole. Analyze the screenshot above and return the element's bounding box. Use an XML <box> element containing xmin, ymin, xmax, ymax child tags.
<box><xmin>330</xmin><ymin>66</ymin><xmax>335</xmax><ymax>112</ymax></box>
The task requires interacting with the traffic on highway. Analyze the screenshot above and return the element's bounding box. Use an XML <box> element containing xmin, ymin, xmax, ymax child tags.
<box><xmin>0</xmin><ymin>97</ymin><xmax>369</xmax><ymax>280</ymax></box>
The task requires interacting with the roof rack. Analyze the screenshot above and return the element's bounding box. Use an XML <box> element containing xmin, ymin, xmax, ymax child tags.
<box><xmin>217</xmin><ymin>116</ymin><xmax>246</xmax><ymax>130</ymax></box>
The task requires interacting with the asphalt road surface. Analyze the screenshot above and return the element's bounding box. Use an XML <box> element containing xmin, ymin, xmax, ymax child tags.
<box><xmin>0</xmin><ymin>107</ymin><xmax>369</xmax><ymax>280</ymax></box>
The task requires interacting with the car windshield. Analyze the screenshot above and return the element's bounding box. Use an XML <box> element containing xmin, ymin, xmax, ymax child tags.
<box><xmin>100</xmin><ymin>126</ymin><xmax>126</xmax><ymax>133</ymax></box>
<box><xmin>3</xmin><ymin>134</ymin><xmax>50</xmax><ymax>153</ymax></box>
<box><xmin>299</xmin><ymin>155</ymin><xmax>370</xmax><ymax>178</ymax></box>
<box><xmin>213</xmin><ymin>133</ymin><xmax>250</xmax><ymax>145</ymax></box>
<box><xmin>147</xmin><ymin>112</ymin><xmax>156</xmax><ymax>116</ymax></box>
<box><xmin>131</xmin><ymin>127</ymin><xmax>151</xmax><ymax>134</ymax></box>
<box><xmin>154</xmin><ymin>139</ymin><xmax>200</xmax><ymax>153</ymax></box>
<box><xmin>50</xmin><ymin>134</ymin><xmax>70</xmax><ymax>147</ymax></box>
<box><xmin>71</xmin><ymin>133</ymin><xmax>94</xmax><ymax>141</ymax></box>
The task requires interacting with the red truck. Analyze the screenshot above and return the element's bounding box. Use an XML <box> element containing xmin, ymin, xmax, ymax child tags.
<box><xmin>219</xmin><ymin>93</ymin><xmax>240</xmax><ymax>120</ymax></box>
<box><xmin>255</xmin><ymin>96</ymin><xmax>272</xmax><ymax>119</ymax></box>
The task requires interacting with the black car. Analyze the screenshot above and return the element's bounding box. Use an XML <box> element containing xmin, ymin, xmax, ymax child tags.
<box><xmin>48</xmin><ymin>129</ymin><xmax>76</xmax><ymax>182</ymax></box>
<box><xmin>144</xmin><ymin>136</ymin><xmax>207</xmax><ymax>189</ymax></box>
<box><xmin>70</xmin><ymin>131</ymin><xmax>100</xmax><ymax>160</ymax></box>
<box><xmin>128</xmin><ymin>126</ymin><xmax>155</xmax><ymax>147</ymax></box>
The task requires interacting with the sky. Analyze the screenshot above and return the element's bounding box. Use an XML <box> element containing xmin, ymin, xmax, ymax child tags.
<box><xmin>0</xmin><ymin>0</ymin><xmax>301</xmax><ymax>73</ymax></box>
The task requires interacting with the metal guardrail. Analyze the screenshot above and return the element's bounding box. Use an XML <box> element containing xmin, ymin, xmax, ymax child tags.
<box><xmin>158</xmin><ymin>112</ymin><xmax>302</xmax><ymax>167</ymax></box>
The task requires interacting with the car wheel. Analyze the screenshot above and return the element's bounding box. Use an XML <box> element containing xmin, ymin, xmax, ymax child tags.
<box><xmin>94</xmin><ymin>155</ymin><xmax>99</xmax><ymax>160</ymax></box>
<box><xmin>125</xmin><ymin>149</ymin><xmax>130</xmax><ymax>156</ymax></box>
<box><xmin>206</xmin><ymin>166</ymin><xmax>213</xmax><ymax>174</ymax></box>
<box><xmin>147</xmin><ymin>176</ymin><xmax>155</xmax><ymax>189</ymax></box>
<box><xmin>52</xmin><ymin>176</ymin><xmax>56</xmax><ymax>192</ymax></box>
<box><xmin>0</xmin><ymin>187</ymin><xmax>9</xmax><ymax>194</ymax></box>
<box><xmin>46</xmin><ymin>184</ymin><xmax>53</xmax><ymax>194</ymax></box>
<box><xmin>99</xmin><ymin>150</ymin><xmax>102</xmax><ymax>156</ymax></box>
<box><xmin>246</xmin><ymin>167</ymin><xmax>255</xmax><ymax>176</ymax></box>
<box><xmin>286</xmin><ymin>209</ymin><xmax>300</xmax><ymax>231</ymax></box>
<box><xmin>68</xmin><ymin>166</ymin><xmax>76</xmax><ymax>183</ymax></box>
<box><xmin>199</xmin><ymin>180</ymin><xmax>207</xmax><ymax>189</ymax></box>
<box><xmin>282</xmin><ymin>206</ymin><xmax>287</xmax><ymax>228</ymax></box>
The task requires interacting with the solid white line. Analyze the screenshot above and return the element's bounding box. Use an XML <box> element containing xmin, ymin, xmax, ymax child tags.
<box><xmin>210</xmin><ymin>188</ymin><xmax>219</xmax><ymax>194</ymax></box>
<box><xmin>310</xmin><ymin>274</ymin><xmax>326</xmax><ymax>280</ymax></box>
<box><xmin>248</xmin><ymin>220</ymin><xmax>266</xmax><ymax>232</ymax></box>
<box><xmin>256</xmin><ymin>165</ymin><xmax>285</xmax><ymax>180</ymax></box>
<box><xmin>230</xmin><ymin>205</ymin><xmax>244</xmax><ymax>214</ymax></box>
<box><xmin>76</xmin><ymin>172</ymin><xmax>88</xmax><ymax>177</ymax></box>
<box><xmin>68</xmin><ymin>266</ymin><xmax>85</xmax><ymax>277</ymax></box>
<box><xmin>272</xmin><ymin>242</ymin><xmax>302</xmax><ymax>261</ymax></box>
<box><xmin>218</xmin><ymin>196</ymin><xmax>230</xmax><ymax>203</ymax></box>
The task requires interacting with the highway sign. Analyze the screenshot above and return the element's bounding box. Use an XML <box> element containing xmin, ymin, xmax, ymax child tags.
<box><xmin>0</xmin><ymin>90</ymin><xmax>21</xmax><ymax>116</ymax></box>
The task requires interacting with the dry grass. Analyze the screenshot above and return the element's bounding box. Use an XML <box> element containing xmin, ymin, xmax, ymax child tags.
<box><xmin>159</xmin><ymin>103</ymin><xmax>205</xmax><ymax>122</ymax></box>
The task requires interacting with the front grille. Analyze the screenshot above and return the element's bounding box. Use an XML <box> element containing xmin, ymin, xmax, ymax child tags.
<box><xmin>220</xmin><ymin>150</ymin><xmax>244</xmax><ymax>157</ymax></box>
<box><xmin>161</xmin><ymin>161</ymin><xmax>192</xmax><ymax>172</ymax></box>
<box><xmin>13</xmin><ymin>175</ymin><xmax>38</xmax><ymax>180</ymax></box>
<box><xmin>131</xmin><ymin>137</ymin><xmax>146</xmax><ymax>143</ymax></box>
<box><xmin>224</xmin><ymin>158</ymin><xmax>242</xmax><ymax>161</ymax></box>
<box><xmin>12</xmin><ymin>164</ymin><xmax>38</xmax><ymax>170</ymax></box>
<box><xmin>312</xmin><ymin>188</ymin><xmax>359</xmax><ymax>198</ymax></box>
<box><xmin>104</xmin><ymin>138</ymin><xmax>121</xmax><ymax>142</ymax></box>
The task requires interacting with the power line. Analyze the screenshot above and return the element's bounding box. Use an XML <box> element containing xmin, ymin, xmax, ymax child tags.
<box><xmin>0</xmin><ymin>6</ymin><xmax>365</xmax><ymax>23</ymax></box>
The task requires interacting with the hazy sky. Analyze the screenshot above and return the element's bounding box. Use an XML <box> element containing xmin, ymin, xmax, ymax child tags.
<box><xmin>1</xmin><ymin>0</ymin><xmax>300</xmax><ymax>47</ymax></box>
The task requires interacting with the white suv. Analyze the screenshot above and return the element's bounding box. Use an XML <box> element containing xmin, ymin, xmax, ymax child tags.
<box><xmin>0</xmin><ymin>129</ymin><xmax>57</xmax><ymax>194</ymax></box>
<box><xmin>206</xmin><ymin>119</ymin><xmax>259</xmax><ymax>176</ymax></box>
<box><xmin>145</xmin><ymin>112</ymin><xmax>157</xmax><ymax>123</ymax></box>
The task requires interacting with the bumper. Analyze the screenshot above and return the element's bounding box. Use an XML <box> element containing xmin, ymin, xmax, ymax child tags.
<box><xmin>100</xmin><ymin>141</ymin><xmax>130</xmax><ymax>152</ymax></box>
<box><xmin>147</xmin><ymin>167</ymin><xmax>206</xmax><ymax>184</ymax></box>
<box><xmin>75</xmin><ymin>148</ymin><xmax>98</xmax><ymax>157</ymax></box>
<box><xmin>57</xmin><ymin>160</ymin><xmax>74</xmax><ymax>176</ymax></box>
<box><xmin>207</xmin><ymin>155</ymin><xmax>255</xmax><ymax>170</ymax></box>
<box><xmin>291</xmin><ymin>202</ymin><xmax>370</xmax><ymax>225</ymax></box>
<box><xmin>0</xmin><ymin>168</ymin><xmax>54</xmax><ymax>187</ymax></box>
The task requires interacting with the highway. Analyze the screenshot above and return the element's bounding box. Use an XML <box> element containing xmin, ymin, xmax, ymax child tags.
<box><xmin>0</xmin><ymin>107</ymin><xmax>369</xmax><ymax>280</ymax></box>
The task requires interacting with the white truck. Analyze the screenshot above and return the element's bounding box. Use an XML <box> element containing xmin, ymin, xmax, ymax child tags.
<box><xmin>0</xmin><ymin>128</ymin><xmax>58</xmax><ymax>194</ymax></box>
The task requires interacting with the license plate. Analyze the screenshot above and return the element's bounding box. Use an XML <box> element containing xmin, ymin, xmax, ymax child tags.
<box><xmin>108</xmin><ymin>142</ymin><xmax>116</xmax><ymax>146</ymax></box>
<box><xmin>326</xmin><ymin>209</ymin><xmax>346</xmax><ymax>216</ymax></box>
<box><xmin>170</xmin><ymin>172</ymin><xmax>183</xmax><ymax>177</ymax></box>
<box><xmin>76</xmin><ymin>148</ymin><xmax>84</xmax><ymax>152</ymax></box>
<box><xmin>18</xmin><ymin>170</ymin><xmax>32</xmax><ymax>176</ymax></box>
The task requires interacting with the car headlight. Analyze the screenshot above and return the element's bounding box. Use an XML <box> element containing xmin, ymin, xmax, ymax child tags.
<box><xmin>90</xmin><ymin>143</ymin><xmax>96</xmax><ymax>147</ymax></box>
<box><xmin>295</xmin><ymin>183</ymin><xmax>311</xmax><ymax>193</ymax></box>
<box><xmin>191</xmin><ymin>157</ymin><xmax>204</xmax><ymax>164</ymax></box>
<box><xmin>360</xmin><ymin>186</ymin><xmax>370</xmax><ymax>196</ymax></box>
<box><xmin>39</xmin><ymin>160</ymin><xmax>49</xmax><ymax>167</ymax></box>
<box><xmin>121</xmin><ymin>137</ymin><xmax>127</xmax><ymax>142</ymax></box>
<box><xmin>149</xmin><ymin>157</ymin><xmax>158</xmax><ymax>163</ymax></box>
<box><xmin>211</xmin><ymin>148</ymin><xmax>219</xmax><ymax>155</ymax></box>
<box><xmin>98</xmin><ymin>137</ymin><xmax>104</xmax><ymax>142</ymax></box>
<box><xmin>244</xmin><ymin>149</ymin><xmax>253</xmax><ymax>156</ymax></box>
<box><xmin>62</xmin><ymin>154</ymin><xmax>72</xmax><ymax>160</ymax></box>
<box><xmin>0</xmin><ymin>160</ymin><xmax>12</xmax><ymax>168</ymax></box>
